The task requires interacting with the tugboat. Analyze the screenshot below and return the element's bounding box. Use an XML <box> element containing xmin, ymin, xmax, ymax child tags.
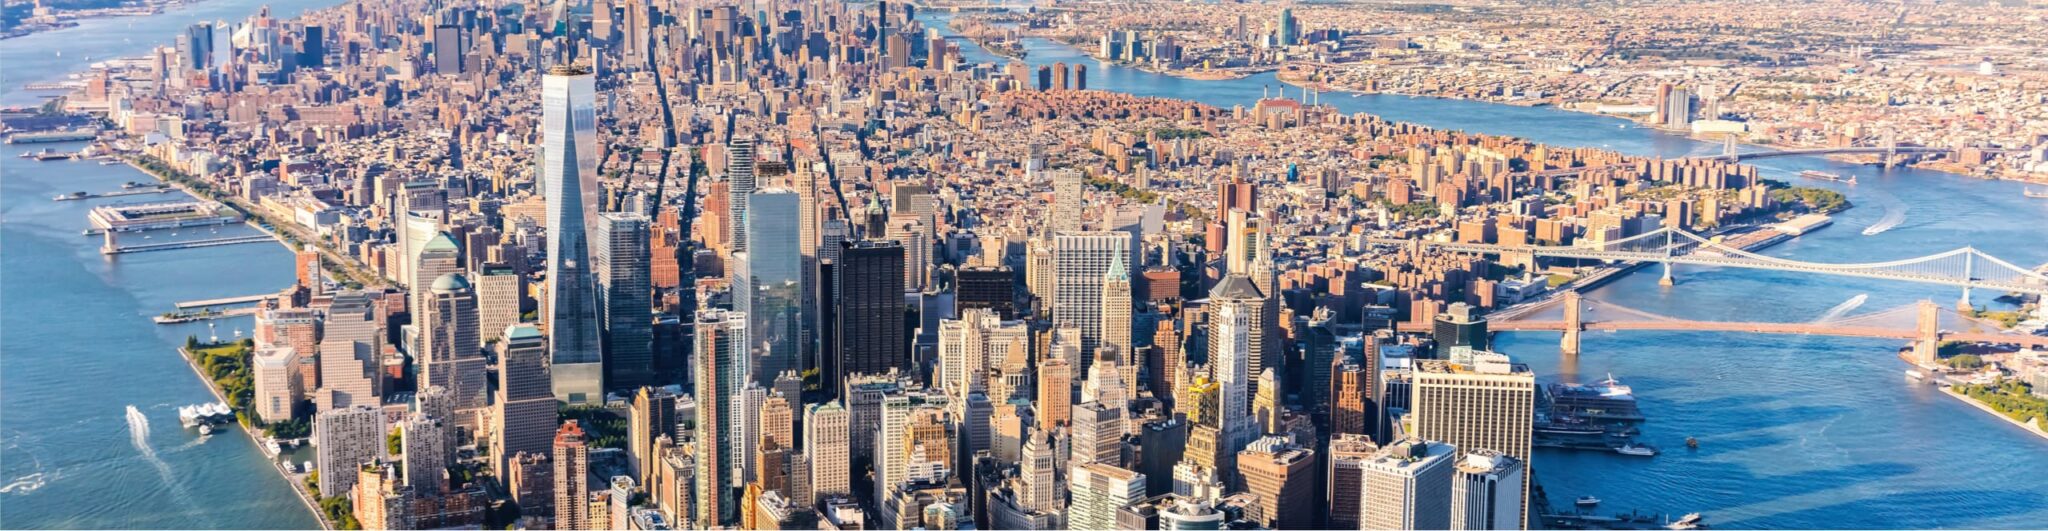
<box><xmin>1575</xmin><ymin>496</ymin><xmax>1601</xmax><ymax>507</ymax></box>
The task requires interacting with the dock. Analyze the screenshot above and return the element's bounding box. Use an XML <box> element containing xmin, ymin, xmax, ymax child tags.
<box><xmin>53</xmin><ymin>188</ymin><xmax>175</xmax><ymax>201</ymax></box>
<box><xmin>154</xmin><ymin>307</ymin><xmax>260</xmax><ymax>324</ymax></box>
<box><xmin>174</xmin><ymin>293</ymin><xmax>276</xmax><ymax>309</ymax></box>
<box><xmin>102</xmin><ymin>234</ymin><xmax>275</xmax><ymax>255</ymax></box>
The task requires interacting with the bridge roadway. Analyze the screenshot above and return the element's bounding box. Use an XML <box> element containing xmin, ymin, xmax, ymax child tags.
<box><xmin>1706</xmin><ymin>145</ymin><xmax>1955</xmax><ymax>162</ymax></box>
<box><xmin>1495</xmin><ymin>319</ymin><xmax>2048</xmax><ymax>348</ymax></box>
<box><xmin>1366</xmin><ymin>238</ymin><xmax>2048</xmax><ymax>296</ymax></box>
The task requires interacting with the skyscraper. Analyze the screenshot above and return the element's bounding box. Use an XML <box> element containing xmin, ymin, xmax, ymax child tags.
<box><xmin>421</xmin><ymin>274</ymin><xmax>486</xmax><ymax>413</ymax></box>
<box><xmin>1052</xmin><ymin>231</ymin><xmax>1130</xmax><ymax>376</ymax></box>
<box><xmin>1049</xmin><ymin>169</ymin><xmax>1085</xmax><ymax>235</ymax></box>
<box><xmin>804</xmin><ymin>401</ymin><xmax>850</xmax><ymax>498</ymax></box>
<box><xmin>597</xmin><ymin>212</ymin><xmax>654</xmax><ymax>388</ymax></box>
<box><xmin>1327</xmin><ymin>433</ymin><xmax>1380</xmax><ymax>530</ymax></box>
<box><xmin>542</xmin><ymin>64</ymin><xmax>605</xmax><ymax>405</ymax></box>
<box><xmin>1361</xmin><ymin>438</ymin><xmax>1458</xmax><ymax>530</ymax></box>
<box><xmin>476</xmin><ymin>264</ymin><xmax>521</xmax><ymax>344</ymax></box>
<box><xmin>738</xmin><ymin>190</ymin><xmax>803</xmax><ymax>388</ymax></box>
<box><xmin>1069</xmin><ymin>463</ymin><xmax>1147</xmax><ymax>530</ymax></box>
<box><xmin>318</xmin><ymin>292</ymin><xmax>382</xmax><ymax>411</ymax></box>
<box><xmin>727</xmin><ymin>137</ymin><xmax>757</xmax><ymax>252</ymax></box>
<box><xmin>630</xmin><ymin>387</ymin><xmax>678</xmax><ymax>487</ymax></box>
<box><xmin>835</xmin><ymin>240</ymin><xmax>905</xmax><ymax>381</ymax></box>
<box><xmin>1433</xmin><ymin>302</ymin><xmax>1488</xmax><ymax>356</ymax></box>
<box><xmin>402</xmin><ymin>413</ymin><xmax>450</xmax><ymax>495</ymax></box>
<box><xmin>314</xmin><ymin>405</ymin><xmax>385</xmax><ymax>495</ymax></box>
<box><xmin>1412</xmin><ymin>353</ymin><xmax>1535</xmax><ymax>526</ymax></box>
<box><xmin>1238</xmin><ymin>437</ymin><xmax>1315</xmax><ymax>529</ymax></box>
<box><xmin>695</xmin><ymin>309</ymin><xmax>746</xmax><ymax>527</ymax></box>
<box><xmin>1100</xmin><ymin>254</ymin><xmax>1134</xmax><ymax>390</ymax></box>
<box><xmin>495</xmin><ymin>326</ymin><xmax>555</xmax><ymax>477</ymax></box>
<box><xmin>555</xmin><ymin>421</ymin><xmax>592</xmax><ymax>530</ymax></box>
<box><xmin>1209</xmin><ymin>297</ymin><xmax>1258</xmax><ymax>462</ymax></box>
<box><xmin>1452</xmin><ymin>450</ymin><xmax>1527</xmax><ymax>530</ymax></box>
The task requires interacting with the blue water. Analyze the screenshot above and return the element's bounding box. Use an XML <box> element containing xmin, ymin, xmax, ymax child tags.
<box><xmin>1</xmin><ymin>0</ymin><xmax>338</xmax><ymax>527</ymax></box>
<box><xmin>922</xmin><ymin>11</ymin><xmax>2048</xmax><ymax>528</ymax></box>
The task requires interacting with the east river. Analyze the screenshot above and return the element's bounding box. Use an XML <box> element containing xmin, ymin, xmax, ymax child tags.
<box><xmin>1</xmin><ymin>3</ymin><xmax>2044</xmax><ymax>528</ymax></box>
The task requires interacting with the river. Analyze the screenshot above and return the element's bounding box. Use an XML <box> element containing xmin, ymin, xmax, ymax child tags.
<box><xmin>920</xmin><ymin>11</ymin><xmax>2048</xmax><ymax>528</ymax></box>
<box><xmin>0</xmin><ymin>0</ymin><xmax>337</xmax><ymax>527</ymax></box>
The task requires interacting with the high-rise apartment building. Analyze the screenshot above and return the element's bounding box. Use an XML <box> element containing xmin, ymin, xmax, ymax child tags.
<box><xmin>726</xmin><ymin>137</ymin><xmax>757</xmax><ymax>251</ymax></box>
<box><xmin>694</xmin><ymin>309</ymin><xmax>745</xmax><ymax>527</ymax></box>
<box><xmin>804</xmin><ymin>401</ymin><xmax>850</xmax><ymax>497</ymax></box>
<box><xmin>554</xmin><ymin>421</ymin><xmax>592</xmax><ymax>530</ymax></box>
<box><xmin>315</xmin><ymin>405</ymin><xmax>385</xmax><ymax>495</ymax></box>
<box><xmin>596</xmin><ymin>212</ymin><xmax>654</xmax><ymax>388</ymax></box>
<box><xmin>1049</xmin><ymin>169</ymin><xmax>1085</xmax><ymax>234</ymax></box>
<box><xmin>541</xmin><ymin>64</ymin><xmax>605</xmax><ymax>405</ymax></box>
<box><xmin>402</xmin><ymin>413</ymin><xmax>450</xmax><ymax>495</ymax></box>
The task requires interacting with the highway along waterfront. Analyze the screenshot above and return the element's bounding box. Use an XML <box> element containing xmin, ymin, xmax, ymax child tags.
<box><xmin>0</xmin><ymin>0</ymin><xmax>337</xmax><ymax>527</ymax></box>
<box><xmin>923</xmin><ymin>10</ymin><xmax>2048</xmax><ymax>528</ymax></box>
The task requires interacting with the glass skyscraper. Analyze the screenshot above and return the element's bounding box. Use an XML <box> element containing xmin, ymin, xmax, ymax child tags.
<box><xmin>736</xmin><ymin>189</ymin><xmax>802</xmax><ymax>388</ymax></box>
<box><xmin>542</xmin><ymin>64</ymin><xmax>605</xmax><ymax>404</ymax></box>
<box><xmin>596</xmin><ymin>212</ymin><xmax>654</xmax><ymax>388</ymax></box>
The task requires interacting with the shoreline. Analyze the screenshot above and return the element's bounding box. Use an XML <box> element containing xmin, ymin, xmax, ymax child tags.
<box><xmin>1937</xmin><ymin>385</ymin><xmax>2048</xmax><ymax>442</ymax></box>
<box><xmin>175</xmin><ymin>346</ymin><xmax>333</xmax><ymax>530</ymax></box>
<box><xmin>1271</xmin><ymin>74</ymin><xmax>2047</xmax><ymax>185</ymax></box>
<box><xmin>123</xmin><ymin>155</ymin><xmax>386</xmax><ymax>289</ymax></box>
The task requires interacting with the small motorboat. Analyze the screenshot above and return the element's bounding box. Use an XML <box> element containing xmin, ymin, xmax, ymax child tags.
<box><xmin>1667</xmin><ymin>512</ymin><xmax>1705</xmax><ymax>530</ymax></box>
<box><xmin>1576</xmin><ymin>496</ymin><xmax>1601</xmax><ymax>507</ymax></box>
<box><xmin>1686</xmin><ymin>437</ymin><xmax>1700</xmax><ymax>449</ymax></box>
<box><xmin>1615</xmin><ymin>443</ymin><xmax>1659</xmax><ymax>456</ymax></box>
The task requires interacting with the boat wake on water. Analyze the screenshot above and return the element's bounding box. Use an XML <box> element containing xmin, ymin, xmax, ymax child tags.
<box><xmin>1862</xmin><ymin>189</ymin><xmax>1907</xmax><ymax>235</ymax></box>
<box><xmin>126</xmin><ymin>405</ymin><xmax>210</xmax><ymax>521</ymax></box>
<box><xmin>1815</xmin><ymin>294</ymin><xmax>1868</xmax><ymax>322</ymax></box>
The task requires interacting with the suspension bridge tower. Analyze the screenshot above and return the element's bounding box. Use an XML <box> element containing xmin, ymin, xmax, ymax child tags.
<box><xmin>1560</xmin><ymin>291</ymin><xmax>1584</xmax><ymax>357</ymax></box>
<box><xmin>1912</xmin><ymin>299</ymin><xmax>1941</xmax><ymax>366</ymax></box>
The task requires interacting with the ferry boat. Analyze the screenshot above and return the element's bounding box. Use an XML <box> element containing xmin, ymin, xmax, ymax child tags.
<box><xmin>1576</xmin><ymin>496</ymin><xmax>1602</xmax><ymax>507</ymax></box>
<box><xmin>1614</xmin><ymin>443</ymin><xmax>1659</xmax><ymax>457</ymax></box>
<box><xmin>22</xmin><ymin>148</ymin><xmax>74</xmax><ymax>161</ymax></box>
<box><xmin>1798</xmin><ymin>170</ymin><xmax>1857</xmax><ymax>184</ymax></box>
<box><xmin>1547</xmin><ymin>375</ymin><xmax>1646</xmax><ymax>424</ymax></box>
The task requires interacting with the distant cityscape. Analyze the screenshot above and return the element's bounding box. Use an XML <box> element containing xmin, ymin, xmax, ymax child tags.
<box><xmin>3</xmin><ymin>0</ymin><xmax>2047</xmax><ymax>530</ymax></box>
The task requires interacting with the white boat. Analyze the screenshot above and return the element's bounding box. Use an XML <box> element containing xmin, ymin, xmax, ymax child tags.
<box><xmin>1666</xmin><ymin>513</ymin><xmax>1705</xmax><ymax>530</ymax></box>
<box><xmin>1576</xmin><ymin>496</ymin><xmax>1602</xmax><ymax>507</ymax></box>
<box><xmin>1614</xmin><ymin>443</ymin><xmax>1659</xmax><ymax>457</ymax></box>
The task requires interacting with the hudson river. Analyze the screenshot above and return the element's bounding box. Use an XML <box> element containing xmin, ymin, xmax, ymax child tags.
<box><xmin>1</xmin><ymin>4</ymin><xmax>2043</xmax><ymax>528</ymax></box>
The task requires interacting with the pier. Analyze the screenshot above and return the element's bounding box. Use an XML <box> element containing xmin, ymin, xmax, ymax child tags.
<box><xmin>173</xmin><ymin>293</ymin><xmax>277</xmax><ymax>309</ymax></box>
<box><xmin>102</xmin><ymin>234</ymin><xmax>275</xmax><ymax>255</ymax></box>
<box><xmin>53</xmin><ymin>188</ymin><xmax>175</xmax><ymax>201</ymax></box>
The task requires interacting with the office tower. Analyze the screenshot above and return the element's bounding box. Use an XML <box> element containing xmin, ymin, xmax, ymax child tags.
<box><xmin>314</xmin><ymin>405</ymin><xmax>385</xmax><ymax>495</ymax></box>
<box><xmin>1301</xmin><ymin>311</ymin><xmax>1339</xmax><ymax>416</ymax></box>
<box><xmin>318</xmin><ymin>292</ymin><xmax>382</xmax><ymax>411</ymax></box>
<box><xmin>1069</xmin><ymin>463</ymin><xmax>1146</xmax><ymax>530</ymax></box>
<box><xmin>875</xmin><ymin>393</ymin><xmax>948</xmax><ymax>495</ymax></box>
<box><xmin>597</xmin><ymin>212</ymin><xmax>654</xmax><ymax>388</ymax></box>
<box><xmin>252</xmin><ymin>347</ymin><xmax>300</xmax><ymax>423</ymax></box>
<box><xmin>496</xmin><ymin>326</ymin><xmax>555</xmax><ymax>476</ymax></box>
<box><xmin>1235</xmin><ymin>437</ymin><xmax>1314</xmax><ymax>529</ymax></box>
<box><xmin>403</xmin><ymin>413</ymin><xmax>450</xmax><ymax>495</ymax></box>
<box><xmin>542</xmin><ymin>64</ymin><xmax>605</xmax><ymax>405</ymax></box>
<box><xmin>1036</xmin><ymin>357</ymin><xmax>1072</xmax><ymax>431</ymax></box>
<box><xmin>1412</xmin><ymin>353</ymin><xmax>1535</xmax><ymax>525</ymax></box>
<box><xmin>631</xmin><ymin>387</ymin><xmax>678</xmax><ymax>486</ymax></box>
<box><xmin>411</xmin><ymin>231</ymin><xmax>461</xmax><ymax>326</ymax></box>
<box><xmin>421</xmin><ymin>274</ymin><xmax>486</xmax><ymax>412</ymax></box>
<box><xmin>1328</xmin><ymin>433</ymin><xmax>1379</xmax><ymax>530</ymax></box>
<box><xmin>738</xmin><ymin>190</ymin><xmax>803</xmax><ymax>387</ymax></box>
<box><xmin>1209</xmin><ymin>301</ymin><xmax>1257</xmax><ymax>462</ymax></box>
<box><xmin>938</xmin><ymin>308</ymin><xmax>1026</xmax><ymax>396</ymax></box>
<box><xmin>1252</xmin><ymin>368</ymin><xmax>1280</xmax><ymax>435</ymax></box>
<box><xmin>1014</xmin><ymin>428</ymin><xmax>1060</xmax><ymax>510</ymax></box>
<box><xmin>1100</xmin><ymin>254</ymin><xmax>1134</xmax><ymax>385</ymax></box>
<box><xmin>1662</xmin><ymin>86</ymin><xmax>1694</xmax><ymax>129</ymax></box>
<box><xmin>1070</xmin><ymin>401</ymin><xmax>1123</xmax><ymax>467</ymax></box>
<box><xmin>1276</xmin><ymin>8</ymin><xmax>1298</xmax><ymax>46</ymax></box>
<box><xmin>1453</xmin><ymin>450</ymin><xmax>1526</xmax><ymax>530</ymax></box>
<box><xmin>555</xmin><ymin>422</ymin><xmax>592</xmax><ymax>530</ymax></box>
<box><xmin>1433</xmin><ymin>302</ymin><xmax>1488</xmax><ymax>355</ymax></box>
<box><xmin>727</xmin><ymin>137</ymin><xmax>757</xmax><ymax>251</ymax></box>
<box><xmin>432</xmin><ymin>24</ymin><xmax>464</xmax><ymax>74</ymax></box>
<box><xmin>181</xmin><ymin>22</ymin><xmax>213</xmax><ymax>70</ymax></box>
<box><xmin>1049</xmin><ymin>169</ymin><xmax>1085</xmax><ymax>234</ymax></box>
<box><xmin>1361</xmin><ymin>438</ymin><xmax>1458</xmax><ymax>530</ymax></box>
<box><xmin>695</xmin><ymin>309</ymin><xmax>745</xmax><ymax>527</ymax></box>
<box><xmin>476</xmin><ymin>264</ymin><xmax>520</xmax><ymax>343</ymax></box>
<box><xmin>1052</xmin><ymin>231</ymin><xmax>1130</xmax><ymax>376</ymax></box>
<box><xmin>760</xmin><ymin>393</ymin><xmax>795</xmax><ymax>461</ymax></box>
<box><xmin>1332</xmin><ymin>361</ymin><xmax>1374</xmax><ymax>438</ymax></box>
<box><xmin>835</xmin><ymin>241</ymin><xmax>905</xmax><ymax>381</ymax></box>
<box><xmin>956</xmin><ymin>265</ymin><xmax>1015</xmax><ymax>318</ymax></box>
<box><xmin>805</xmin><ymin>401</ymin><xmax>850</xmax><ymax>497</ymax></box>
<box><xmin>398</xmin><ymin>213</ymin><xmax>439</xmax><ymax>295</ymax></box>
<box><xmin>1209</xmin><ymin>273</ymin><xmax>1274</xmax><ymax>399</ymax></box>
